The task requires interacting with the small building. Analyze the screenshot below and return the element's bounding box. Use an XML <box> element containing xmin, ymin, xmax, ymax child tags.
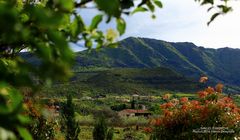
<box><xmin>118</xmin><ymin>109</ymin><xmax>152</xmax><ymax>117</ymax></box>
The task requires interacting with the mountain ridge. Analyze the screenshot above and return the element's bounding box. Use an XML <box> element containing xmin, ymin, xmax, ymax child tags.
<box><xmin>75</xmin><ymin>37</ymin><xmax>240</xmax><ymax>88</ymax></box>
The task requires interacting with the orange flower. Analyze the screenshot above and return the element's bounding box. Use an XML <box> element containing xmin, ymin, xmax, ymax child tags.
<box><xmin>190</xmin><ymin>100</ymin><xmax>199</xmax><ymax>106</ymax></box>
<box><xmin>205</xmin><ymin>87</ymin><xmax>215</xmax><ymax>94</ymax></box>
<box><xmin>217</xmin><ymin>101</ymin><xmax>225</xmax><ymax>108</ymax></box>
<box><xmin>160</xmin><ymin>103</ymin><xmax>166</xmax><ymax>109</ymax></box>
<box><xmin>162</xmin><ymin>94</ymin><xmax>171</xmax><ymax>100</ymax></box>
<box><xmin>164</xmin><ymin>110</ymin><xmax>173</xmax><ymax>117</ymax></box>
<box><xmin>181</xmin><ymin>104</ymin><xmax>188</xmax><ymax>112</ymax></box>
<box><xmin>198</xmin><ymin>91</ymin><xmax>208</xmax><ymax>98</ymax></box>
<box><xmin>149</xmin><ymin>119</ymin><xmax>155</xmax><ymax>125</ymax></box>
<box><xmin>144</xmin><ymin>127</ymin><xmax>153</xmax><ymax>133</ymax></box>
<box><xmin>232</xmin><ymin>108</ymin><xmax>239</xmax><ymax>113</ymax></box>
<box><xmin>201</xmin><ymin>107</ymin><xmax>209</xmax><ymax>119</ymax></box>
<box><xmin>194</xmin><ymin>105</ymin><xmax>202</xmax><ymax>110</ymax></box>
<box><xmin>199</xmin><ymin>76</ymin><xmax>208</xmax><ymax>83</ymax></box>
<box><xmin>155</xmin><ymin>118</ymin><xmax>162</xmax><ymax>126</ymax></box>
<box><xmin>215</xmin><ymin>83</ymin><xmax>224</xmax><ymax>93</ymax></box>
<box><xmin>222</xmin><ymin>97</ymin><xmax>232</xmax><ymax>103</ymax></box>
<box><xmin>205</xmin><ymin>100</ymin><xmax>210</xmax><ymax>104</ymax></box>
<box><xmin>160</xmin><ymin>102</ymin><xmax>174</xmax><ymax>109</ymax></box>
<box><xmin>180</xmin><ymin>97</ymin><xmax>188</xmax><ymax>104</ymax></box>
<box><xmin>166</xmin><ymin>102</ymin><xmax>174</xmax><ymax>108</ymax></box>
<box><xmin>229</xmin><ymin>103</ymin><xmax>236</xmax><ymax>110</ymax></box>
<box><xmin>170</xmin><ymin>99</ymin><xmax>179</xmax><ymax>106</ymax></box>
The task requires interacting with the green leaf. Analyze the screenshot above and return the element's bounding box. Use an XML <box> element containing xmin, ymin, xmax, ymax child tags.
<box><xmin>201</xmin><ymin>0</ymin><xmax>214</xmax><ymax>5</ymax></box>
<box><xmin>208</xmin><ymin>13</ymin><xmax>220</xmax><ymax>25</ymax></box>
<box><xmin>217</xmin><ymin>5</ymin><xmax>232</xmax><ymax>13</ymax></box>
<box><xmin>116</xmin><ymin>18</ymin><xmax>126</xmax><ymax>35</ymax></box>
<box><xmin>90</xmin><ymin>14</ymin><xmax>103</xmax><ymax>31</ymax></box>
<box><xmin>154</xmin><ymin>0</ymin><xmax>163</xmax><ymax>8</ymax></box>
<box><xmin>8</xmin><ymin>87</ymin><xmax>22</xmax><ymax>112</ymax></box>
<box><xmin>0</xmin><ymin>83</ymin><xmax>23</xmax><ymax>114</ymax></box>
<box><xmin>17</xmin><ymin>115</ymin><xmax>31</xmax><ymax>124</ymax></box>
<box><xmin>207</xmin><ymin>6</ymin><xmax>214</xmax><ymax>12</ymax></box>
<box><xmin>146</xmin><ymin>1</ymin><xmax>155</xmax><ymax>12</ymax></box>
<box><xmin>151</xmin><ymin>14</ymin><xmax>156</xmax><ymax>19</ymax></box>
<box><xmin>95</xmin><ymin>0</ymin><xmax>120</xmax><ymax>17</ymax></box>
<box><xmin>70</xmin><ymin>18</ymin><xmax>79</xmax><ymax>37</ymax></box>
<box><xmin>120</xmin><ymin>0</ymin><xmax>134</xmax><ymax>9</ymax></box>
<box><xmin>70</xmin><ymin>16</ymin><xmax>84</xmax><ymax>38</ymax></box>
<box><xmin>58</xmin><ymin>0</ymin><xmax>74</xmax><ymax>12</ymax></box>
<box><xmin>17</xmin><ymin>127</ymin><xmax>33</xmax><ymax>140</ymax></box>
<box><xmin>20</xmin><ymin>14</ymin><xmax>29</xmax><ymax>23</ymax></box>
<box><xmin>85</xmin><ymin>39</ymin><xmax>93</xmax><ymax>48</ymax></box>
<box><xmin>131</xmin><ymin>7</ymin><xmax>148</xmax><ymax>15</ymax></box>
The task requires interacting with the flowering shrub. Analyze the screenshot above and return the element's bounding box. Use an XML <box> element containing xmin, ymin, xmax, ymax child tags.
<box><xmin>24</xmin><ymin>99</ymin><xmax>59</xmax><ymax>140</ymax></box>
<box><xmin>147</xmin><ymin>83</ymin><xmax>240</xmax><ymax>140</ymax></box>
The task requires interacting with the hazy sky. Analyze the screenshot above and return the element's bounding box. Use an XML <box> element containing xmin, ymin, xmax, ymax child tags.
<box><xmin>75</xmin><ymin>0</ymin><xmax>240</xmax><ymax>50</ymax></box>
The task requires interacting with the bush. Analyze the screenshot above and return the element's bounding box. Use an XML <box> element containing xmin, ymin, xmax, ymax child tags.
<box><xmin>93</xmin><ymin>108</ymin><xmax>122</xmax><ymax>126</ymax></box>
<box><xmin>76</xmin><ymin>114</ymin><xmax>94</xmax><ymax>126</ymax></box>
<box><xmin>147</xmin><ymin>84</ymin><xmax>240</xmax><ymax>140</ymax></box>
<box><xmin>122</xmin><ymin>116</ymin><xmax>149</xmax><ymax>127</ymax></box>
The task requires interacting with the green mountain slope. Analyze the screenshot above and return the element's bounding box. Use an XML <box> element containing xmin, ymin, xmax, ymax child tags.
<box><xmin>76</xmin><ymin>37</ymin><xmax>240</xmax><ymax>88</ymax></box>
<box><xmin>43</xmin><ymin>67</ymin><xmax>203</xmax><ymax>97</ymax></box>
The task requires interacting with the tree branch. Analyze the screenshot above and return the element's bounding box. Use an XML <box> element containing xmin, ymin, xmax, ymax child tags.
<box><xmin>75</xmin><ymin>0</ymin><xmax>93</xmax><ymax>7</ymax></box>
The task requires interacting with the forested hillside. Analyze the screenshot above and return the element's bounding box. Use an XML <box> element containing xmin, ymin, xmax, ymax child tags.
<box><xmin>42</xmin><ymin>67</ymin><xmax>204</xmax><ymax>97</ymax></box>
<box><xmin>76</xmin><ymin>37</ymin><xmax>240</xmax><ymax>88</ymax></box>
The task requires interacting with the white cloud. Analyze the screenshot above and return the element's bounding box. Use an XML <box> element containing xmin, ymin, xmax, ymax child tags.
<box><xmin>80</xmin><ymin>0</ymin><xmax>240</xmax><ymax>49</ymax></box>
<box><xmin>121</xmin><ymin>0</ymin><xmax>240</xmax><ymax>48</ymax></box>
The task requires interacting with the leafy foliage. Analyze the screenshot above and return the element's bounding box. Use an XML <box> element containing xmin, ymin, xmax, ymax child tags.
<box><xmin>0</xmin><ymin>82</ymin><xmax>31</xmax><ymax>140</ymax></box>
<box><xmin>195</xmin><ymin>0</ymin><xmax>233</xmax><ymax>25</ymax></box>
<box><xmin>0</xmin><ymin>0</ymin><xmax>163</xmax><ymax>138</ymax></box>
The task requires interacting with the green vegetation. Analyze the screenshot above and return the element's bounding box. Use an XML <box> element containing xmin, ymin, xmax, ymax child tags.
<box><xmin>0</xmin><ymin>0</ymin><xmax>163</xmax><ymax>138</ymax></box>
<box><xmin>0</xmin><ymin>0</ymin><xmax>238</xmax><ymax>139</ymax></box>
<box><xmin>41</xmin><ymin>67</ymin><xmax>203</xmax><ymax>98</ymax></box>
<box><xmin>61</xmin><ymin>95</ymin><xmax>80</xmax><ymax>140</ymax></box>
<box><xmin>76</xmin><ymin>37</ymin><xmax>240</xmax><ymax>93</ymax></box>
